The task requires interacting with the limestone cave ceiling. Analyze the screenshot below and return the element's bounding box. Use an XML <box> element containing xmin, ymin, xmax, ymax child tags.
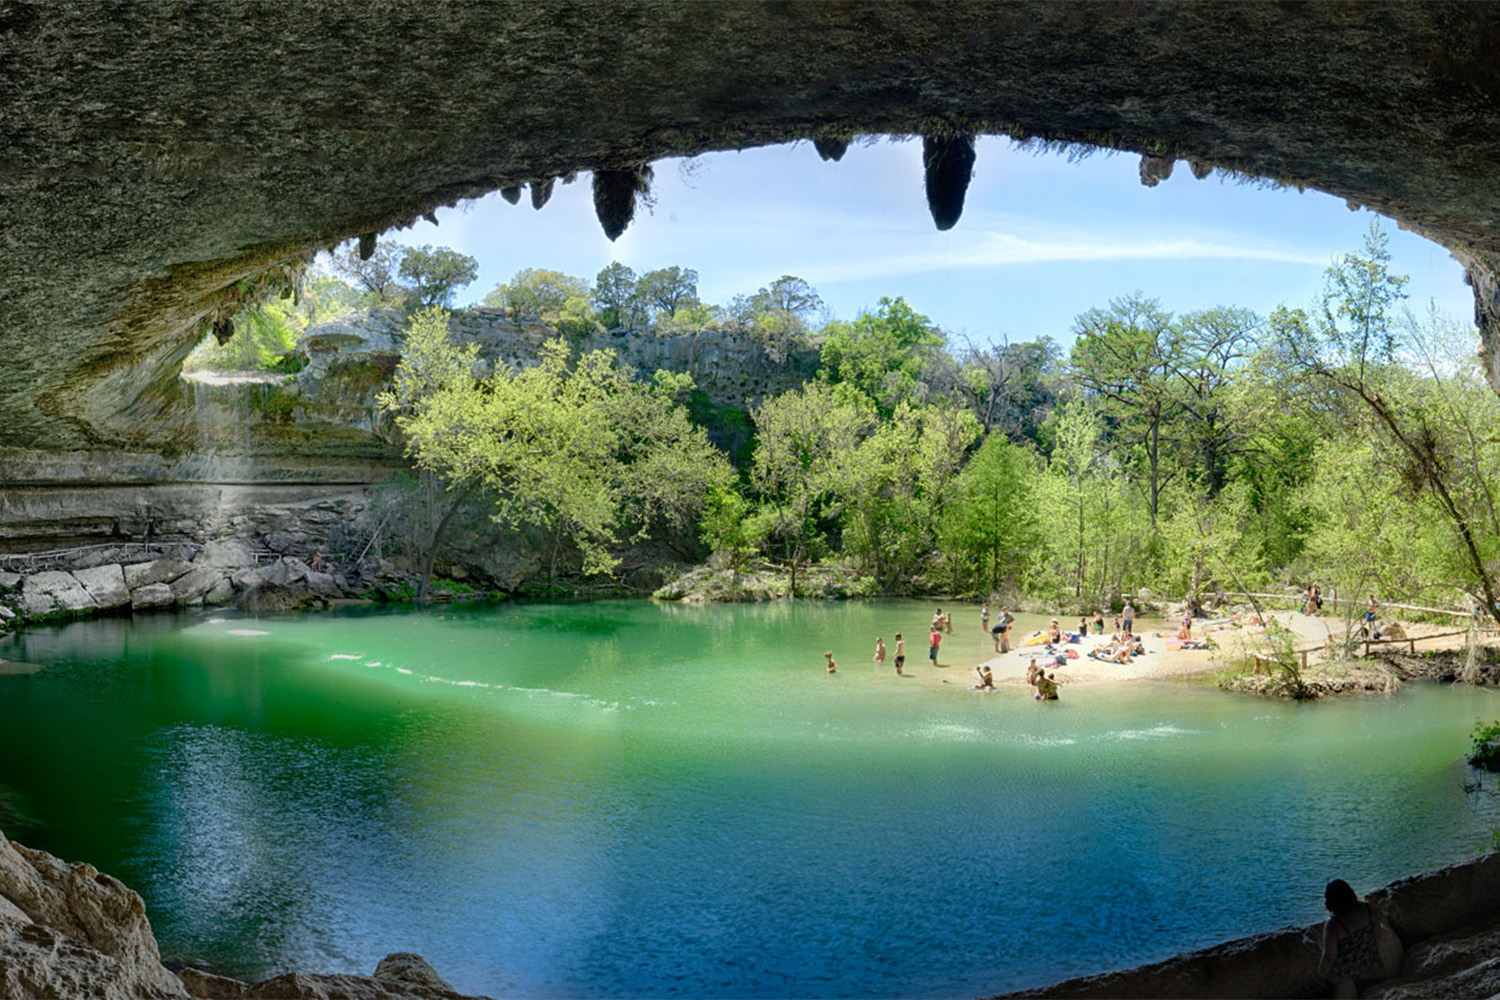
<box><xmin>3</xmin><ymin>0</ymin><xmax>1500</xmax><ymax>460</ymax></box>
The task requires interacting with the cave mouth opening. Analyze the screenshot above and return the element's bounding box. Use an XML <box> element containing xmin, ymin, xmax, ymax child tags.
<box><xmin>185</xmin><ymin>134</ymin><xmax>1476</xmax><ymax>393</ymax></box>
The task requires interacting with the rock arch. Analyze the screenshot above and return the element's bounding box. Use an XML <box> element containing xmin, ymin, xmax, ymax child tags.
<box><xmin>3</xmin><ymin>1</ymin><xmax>1500</xmax><ymax>462</ymax></box>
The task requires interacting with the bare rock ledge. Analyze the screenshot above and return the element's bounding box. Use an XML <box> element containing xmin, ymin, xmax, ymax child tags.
<box><xmin>0</xmin><ymin>829</ymin><xmax>488</xmax><ymax>1000</ymax></box>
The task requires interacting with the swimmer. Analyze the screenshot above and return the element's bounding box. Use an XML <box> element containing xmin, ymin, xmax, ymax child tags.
<box><xmin>825</xmin><ymin>651</ymin><xmax>836</xmax><ymax>674</ymax></box>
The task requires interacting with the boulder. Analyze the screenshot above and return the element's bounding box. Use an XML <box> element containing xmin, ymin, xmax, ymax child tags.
<box><xmin>129</xmin><ymin>583</ymin><xmax>175</xmax><ymax>611</ymax></box>
<box><xmin>240</xmin><ymin>585</ymin><xmax>330</xmax><ymax>613</ymax></box>
<box><xmin>305</xmin><ymin>570</ymin><xmax>341</xmax><ymax>596</ymax></box>
<box><xmin>21</xmin><ymin>571</ymin><xmax>95</xmax><ymax>617</ymax></box>
<box><xmin>178</xmin><ymin>951</ymin><xmax>487</xmax><ymax>1000</ymax></box>
<box><xmin>0</xmin><ymin>607</ymin><xmax>14</xmax><ymax>622</ymax></box>
<box><xmin>262</xmin><ymin>531</ymin><xmax>300</xmax><ymax>554</ymax></box>
<box><xmin>169</xmin><ymin>567</ymin><xmax>223</xmax><ymax>605</ymax></box>
<box><xmin>0</xmin><ymin>572</ymin><xmax>20</xmax><ymax>592</ymax></box>
<box><xmin>73</xmin><ymin>564</ymin><xmax>130</xmax><ymax>611</ymax></box>
<box><xmin>204</xmin><ymin>578</ymin><xmax>235</xmax><ymax>606</ymax></box>
<box><xmin>0</xmin><ymin>831</ymin><xmax>188</xmax><ymax>999</ymax></box>
<box><xmin>279</xmin><ymin>557</ymin><xmax>311</xmax><ymax>586</ymax></box>
<box><xmin>123</xmin><ymin>559</ymin><xmax>193</xmax><ymax>591</ymax></box>
<box><xmin>193</xmin><ymin>540</ymin><xmax>257</xmax><ymax>571</ymax></box>
<box><xmin>230</xmin><ymin>566</ymin><xmax>271</xmax><ymax>591</ymax></box>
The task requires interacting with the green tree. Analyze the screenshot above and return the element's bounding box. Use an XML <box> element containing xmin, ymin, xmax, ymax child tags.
<box><xmin>593</xmin><ymin>262</ymin><xmax>645</xmax><ymax>331</ymax></box>
<box><xmin>330</xmin><ymin>240</ymin><xmax>406</xmax><ymax>305</ymax></box>
<box><xmin>940</xmin><ymin>435</ymin><xmax>1041</xmax><ymax>596</ymax></box>
<box><xmin>1278</xmin><ymin>222</ymin><xmax>1500</xmax><ymax>620</ymax></box>
<box><xmin>636</xmin><ymin>266</ymin><xmax>700</xmax><ymax>321</ymax></box>
<box><xmin>484</xmin><ymin>268</ymin><xmax>590</xmax><ymax>320</ymax></box>
<box><xmin>1070</xmin><ymin>294</ymin><xmax>1181</xmax><ymax>528</ymax></box>
<box><xmin>751</xmin><ymin>382</ymin><xmax>871</xmax><ymax>596</ymax></box>
<box><xmin>819</xmin><ymin>296</ymin><xmax>946</xmax><ymax>415</ymax></box>
<box><xmin>380</xmin><ymin>308</ymin><xmax>727</xmax><ymax>597</ymax></box>
<box><xmin>398</xmin><ymin>245</ymin><xmax>479</xmax><ymax>308</ymax></box>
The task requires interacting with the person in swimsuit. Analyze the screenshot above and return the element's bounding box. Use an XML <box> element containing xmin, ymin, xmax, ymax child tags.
<box><xmin>981</xmin><ymin>604</ymin><xmax>990</xmax><ymax>631</ymax></box>
<box><xmin>1035</xmin><ymin>671</ymin><xmax>1059</xmax><ymax>701</ymax></box>
<box><xmin>1047</xmin><ymin>618</ymin><xmax>1063</xmax><ymax>645</ymax></box>
<box><xmin>873</xmin><ymin>637</ymin><xmax>887</xmax><ymax>665</ymax></box>
<box><xmin>825</xmin><ymin>651</ymin><xmax>836</xmax><ymax>674</ymax></box>
<box><xmin>972</xmin><ymin>663</ymin><xmax>994</xmax><ymax>691</ymax></box>
<box><xmin>1092</xmin><ymin>610</ymin><xmax>1105</xmax><ymax>633</ymax></box>
<box><xmin>893</xmin><ymin>633</ymin><xmax>905</xmax><ymax>675</ymax></box>
<box><xmin>1320</xmin><ymin>878</ymin><xmax>1392</xmax><ymax>996</ymax></box>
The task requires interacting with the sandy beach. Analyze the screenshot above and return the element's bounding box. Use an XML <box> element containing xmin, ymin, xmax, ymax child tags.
<box><xmin>910</xmin><ymin>608</ymin><xmax>1401</xmax><ymax>693</ymax></box>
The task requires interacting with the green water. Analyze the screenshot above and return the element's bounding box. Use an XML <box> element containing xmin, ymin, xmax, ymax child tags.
<box><xmin>1</xmin><ymin>599</ymin><xmax>1497</xmax><ymax>998</ymax></box>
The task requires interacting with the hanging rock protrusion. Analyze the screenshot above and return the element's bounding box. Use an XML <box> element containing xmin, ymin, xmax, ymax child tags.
<box><xmin>1139</xmin><ymin>155</ymin><xmax>1175</xmax><ymax>187</ymax></box>
<box><xmin>499</xmin><ymin>185</ymin><xmax>522</xmax><ymax>205</ymax></box>
<box><xmin>422</xmin><ymin>211</ymin><xmax>439</xmax><ymax>226</ymax></box>
<box><xmin>923</xmin><ymin>134</ymin><xmax>976</xmax><ymax>231</ymax></box>
<box><xmin>813</xmin><ymin>137</ymin><xmax>849</xmax><ymax>162</ymax></box>
<box><xmin>357</xmin><ymin>232</ymin><xmax>377</xmax><ymax>260</ymax></box>
<box><xmin>1188</xmin><ymin>158</ymin><xmax>1212</xmax><ymax>180</ymax></box>
<box><xmin>211</xmin><ymin>318</ymin><xmax>235</xmax><ymax>345</ymax></box>
<box><xmin>530</xmin><ymin>177</ymin><xmax>555</xmax><ymax>210</ymax></box>
<box><xmin>593</xmin><ymin>165</ymin><xmax>653</xmax><ymax>241</ymax></box>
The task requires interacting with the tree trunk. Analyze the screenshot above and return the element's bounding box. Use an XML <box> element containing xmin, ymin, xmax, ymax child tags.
<box><xmin>420</xmin><ymin>479</ymin><xmax>479</xmax><ymax>602</ymax></box>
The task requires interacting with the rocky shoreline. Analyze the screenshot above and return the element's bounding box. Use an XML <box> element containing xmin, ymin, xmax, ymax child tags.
<box><xmin>0</xmin><ymin>828</ymin><xmax>487</xmax><ymax>999</ymax></box>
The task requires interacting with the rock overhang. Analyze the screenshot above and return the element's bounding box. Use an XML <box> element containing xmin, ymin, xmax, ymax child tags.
<box><xmin>4</xmin><ymin>0</ymin><xmax>1500</xmax><ymax>466</ymax></box>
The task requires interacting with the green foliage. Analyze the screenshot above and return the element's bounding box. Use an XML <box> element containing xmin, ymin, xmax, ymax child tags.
<box><xmin>593</xmin><ymin>261</ymin><xmax>645</xmax><ymax>331</ymax></box>
<box><xmin>636</xmin><ymin>266</ymin><xmax>700</xmax><ymax>321</ymax></box>
<box><xmin>380</xmin><ymin>307</ymin><xmax>732</xmax><ymax>593</ymax></box>
<box><xmin>398</xmin><ymin>245</ymin><xmax>479</xmax><ymax>308</ymax></box>
<box><xmin>484</xmin><ymin>268</ymin><xmax>590</xmax><ymax>321</ymax></box>
<box><xmin>1471</xmin><ymin>718</ymin><xmax>1500</xmax><ymax>763</ymax></box>
<box><xmin>819</xmin><ymin>296</ymin><xmax>945</xmax><ymax>415</ymax></box>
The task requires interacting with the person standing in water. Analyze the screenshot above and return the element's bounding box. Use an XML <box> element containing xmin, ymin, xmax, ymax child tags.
<box><xmin>873</xmin><ymin>637</ymin><xmax>887</xmax><ymax>665</ymax></box>
<box><xmin>893</xmin><ymin>633</ymin><xmax>906</xmax><ymax>675</ymax></box>
<box><xmin>929</xmin><ymin>627</ymin><xmax>942</xmax><ymax>664</ymax></box>
<box><xmin>993</xmin><ymin>606</ymin><xmax>1014</xmax><ymax>653</ymax></box>
<box><xmin>825</xmin><ymin>651</ymin><xmax>837</xmax><ymax>674</ymax></box>
<box><xmin>980</xmin><ymin>604</ymin><xmax>990</xmax><ymax>632</ymax></box>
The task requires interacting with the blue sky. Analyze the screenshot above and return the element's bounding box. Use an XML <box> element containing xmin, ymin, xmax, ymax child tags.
<box><xmin>376</xmin><ymin>136</ymin><xmax>1474</xmax><ymax>349</ymax></box>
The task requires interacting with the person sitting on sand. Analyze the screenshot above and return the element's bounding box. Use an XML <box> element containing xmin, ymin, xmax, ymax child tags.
<box><xmin>1047</xmin><ymin>618</ymin><xmax>1063</xmax><ymax>645</ymax></box>
<box><xmin>873</xmin><ymin>637</ymin><xmax>887</xmax><ymax>664</ymax></box>
<box><xmin>825</xmin><ymin>651</ymin><xmax>836</xmax><ymax>674</ymax></box>
<box><xmin>972</xmin><ymin>663</ymin><xmax>995</xmax><ymax>691</ymax></box>
<box><xmin>1177</xmin><ymin>615</ymin><xmax>1193</xmax><ymax>641</ymax></box>
<box><xmin>1319</xmin><ymin>878</ymin><xmax>1395</xmax><ymax>996</ymax></box>
<box><xmin>1090</xmin><ymin>644</ymin><xmax>1132</xmax><ymax>664</ymax></box>
<box><xmin>1093</xmin><ymin>610</ymin><xmax>1105</xmax><ymax>633</ymax></box>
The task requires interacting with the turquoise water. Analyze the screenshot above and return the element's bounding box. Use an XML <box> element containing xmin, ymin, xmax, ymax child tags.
<box><xmin>1</xmin><ymin>599</ymin><xmax>1497</xmax><ymax>998</ymax></box>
